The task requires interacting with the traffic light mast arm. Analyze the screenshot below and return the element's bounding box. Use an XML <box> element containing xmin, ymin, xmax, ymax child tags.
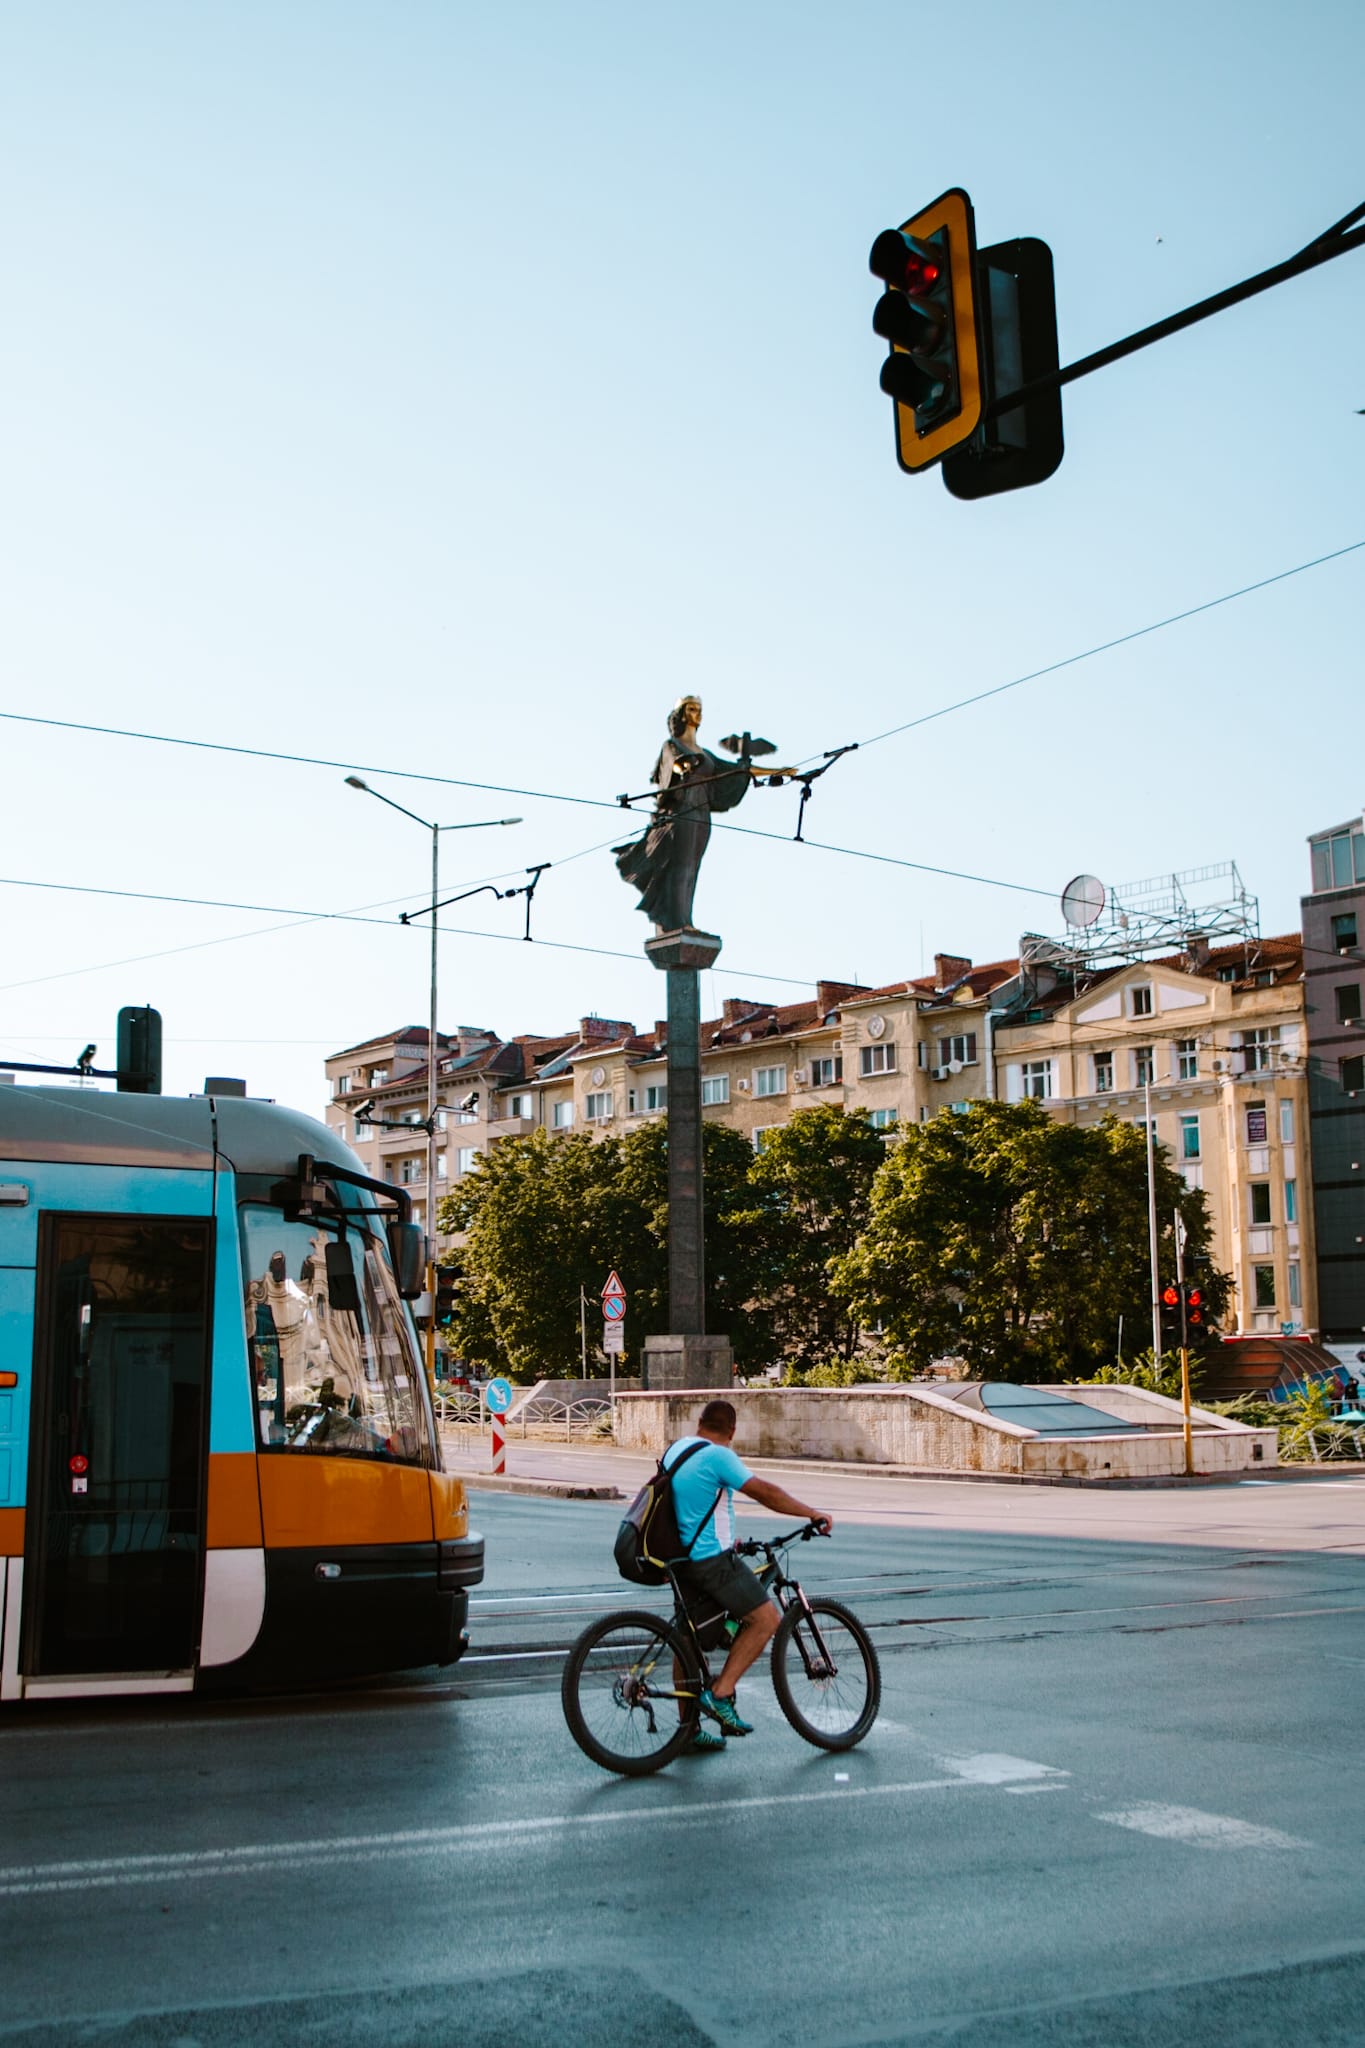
<box><xmin>985</xmin><ymin>199</ymin><xmax>1365</xmax><ymax>424</ymax></box>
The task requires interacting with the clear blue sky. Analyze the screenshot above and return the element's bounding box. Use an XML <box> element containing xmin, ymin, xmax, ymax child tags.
<box><xmin>2</xmin><ymin>0</ymin><xmax>1361</xmax><ymax>1111</ymax></box>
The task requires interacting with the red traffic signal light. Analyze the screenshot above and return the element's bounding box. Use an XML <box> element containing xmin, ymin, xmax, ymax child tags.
<box><xmin>1185</xmin><ymin>1286</ymin><xmax>1207</xmax><ymax>1330</ymax></box>
<box><xmin>869</xmin><ymin>188</ymin><xmax>983</xmax><ymax>469</ymax></box>
<box><xmin>1161</xmin><ymin>1285</ymin><xmax>1180</xmax><ymax>1308</ymax></box>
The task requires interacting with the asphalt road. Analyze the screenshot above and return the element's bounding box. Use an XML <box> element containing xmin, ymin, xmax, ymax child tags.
<box><xmin>3</xmin><ymin>1491</ymin><xmax>1365</xmax><ymax>2047</ymax></box>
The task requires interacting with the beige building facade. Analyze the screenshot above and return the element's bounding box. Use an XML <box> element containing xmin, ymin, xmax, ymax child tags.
<box><xmin>992</xmin><ymin>937</ymin><xmax>1316</xmax><ymax>1338</ymax></box>
<box><xmin>321</xmin><ymin>940</ymin><xmax>1317</xmax><ymax>1339</ymax></box>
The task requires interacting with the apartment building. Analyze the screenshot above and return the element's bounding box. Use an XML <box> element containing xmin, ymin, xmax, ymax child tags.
<box><xmin>1301</xmin><ymin>812</ymin><xmax>1365</xmax><ymax>1346</ymax></box>
<box><xmin>992</xmin><ymin>936</ymin><xmax>1316</xmax><ymax>1336</ymax></box>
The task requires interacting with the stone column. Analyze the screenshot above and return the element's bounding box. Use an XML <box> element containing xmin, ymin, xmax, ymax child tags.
<box><xmin>641</xmin><ymin>927</ymin><xmax>733</xmax><ymax>1390</ymax></box>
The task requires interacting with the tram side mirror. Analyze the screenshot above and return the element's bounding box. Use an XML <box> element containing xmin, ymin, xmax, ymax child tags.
<box><xmin>324</xmin><ymin>1239</ymin><xmax>362</xmax><ymax>1315</ymax></box>
<box><xmin>388</xmin><ymin>1221</ymin><xmax>426</xmax><ymax>1300</ymax></box>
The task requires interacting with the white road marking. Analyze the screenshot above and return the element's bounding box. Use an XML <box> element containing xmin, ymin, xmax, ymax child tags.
<box><xmin>1093</xmin><ymin>1803</ymin><xmax>1310</xmax><ymax>1851</ymax></box>
<box><xmin>939</xmin><ymin>1753</ymin><xmax>1069</xmax><ymax>1786</ymax></box>
<box><xmin>1005</xmin><ymin>1782</ymin><xmax>1069</xmax><ymax>1797</ymax></box>
<box><xmin>0</xmin><ymin>1776</ymin><xmax>965</xmax><ymax>1898</ymax></box>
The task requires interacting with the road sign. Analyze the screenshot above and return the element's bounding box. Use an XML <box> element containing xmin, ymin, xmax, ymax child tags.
<box><xmin>484</xmin><ymin>1377</ymin><xmax>513</xmax><ymax>1415</ymax></box>
<box><xmin>603</xmin><ymin>1320</ymin><xmax>625</xmax><ymax>1355</ymax></box>
<box><xmin>601</xmin><ymin>1270</ymin><xmax>626</xmax><ymax>1303</ymax></box>
<box><xmin>602</xmin><ymin>1294</ymin><xmax>626</xmax><ymax>1322</ymax></box>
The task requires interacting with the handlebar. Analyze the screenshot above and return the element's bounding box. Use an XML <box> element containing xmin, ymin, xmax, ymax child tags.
<box><xmin>736</xmin><ymin>1519</ymin><xmax>830</xmax><ymax>1558</ymax></box>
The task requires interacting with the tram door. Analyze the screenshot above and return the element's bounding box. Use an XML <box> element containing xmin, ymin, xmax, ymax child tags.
<box><xmin>25</xmin><ymin>1214</ymin><xmax>212</xmax><ymax>1676</ymax></box>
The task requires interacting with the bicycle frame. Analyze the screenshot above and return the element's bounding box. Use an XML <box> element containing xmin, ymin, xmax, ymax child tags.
<box><xmin>662</xmin><ymin>1522</ymin><xmax>839</xmax><ymax>1690</ymax></box>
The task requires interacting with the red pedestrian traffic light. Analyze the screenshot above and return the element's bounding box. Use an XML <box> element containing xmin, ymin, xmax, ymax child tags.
<box><xmin>869</xmin><ymin>188</ymin><xmax>983</xmax><ymax>470</ymax></box>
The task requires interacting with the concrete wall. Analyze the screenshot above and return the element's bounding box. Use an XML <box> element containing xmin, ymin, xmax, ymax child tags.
<box><xmin>613</xmin><ymin>1383</ymin><xmax>1277</xmax><ymax>1480</ymax></box>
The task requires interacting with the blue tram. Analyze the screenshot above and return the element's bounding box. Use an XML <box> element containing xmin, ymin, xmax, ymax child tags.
<box><xmin>0</xmin><ymin>1087</ymin><xmax>482</xmax><ymax>1702</ymax></box>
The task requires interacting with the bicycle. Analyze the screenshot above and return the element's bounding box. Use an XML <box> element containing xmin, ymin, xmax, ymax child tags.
<box><xmin>561</xmin><ymin>1522</ymin><xmax>881</xmax><ymax>1777</ymax></box>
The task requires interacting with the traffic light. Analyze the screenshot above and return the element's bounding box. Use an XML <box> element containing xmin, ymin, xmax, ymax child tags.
<box><xmin>116</xmin><ymin>1006</ymin><xmax>162</xmax><ymax>1094</ymax></box>
<box><xmin>942</xmin><ymin>238</ymin><xmax>1064</xmax><ymax>499</ymax></box>
<box><xmin>1159</xmin><ymin>1283</ymin><xmax>1182</xmax><ymax>1342</ymax></box>
<box><xmin>1183</xmin><ymin>1284</ymin><xmax>1208</xmax><ymax>1336</ymax></box>
<box><xmin>869</xmin><ymin>187</ymin><xmax>983</xmax><ymax>471</ymax></box>
<box><xmin>434</xmin><ymin>1267</ymin><xmax>459</xmax><ymax>1327</ymax></box>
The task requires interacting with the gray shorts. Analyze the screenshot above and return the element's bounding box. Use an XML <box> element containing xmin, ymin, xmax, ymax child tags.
<box><xmin>675</xmin><ymin>1550</ymin><xmax>773</xmax><ymax>1630</ymax></box>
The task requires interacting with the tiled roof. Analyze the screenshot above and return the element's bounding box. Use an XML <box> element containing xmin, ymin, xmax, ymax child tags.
<box><xmin>328</xmin><ymin>1025</ymin><xmax>439</xmax><ymax>1061</ymax></box>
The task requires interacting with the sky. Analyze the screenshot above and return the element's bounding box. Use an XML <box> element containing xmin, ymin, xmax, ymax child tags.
<box><xmin>1</xmin><ymin>0</ymin><xmax>1361</xmax><ymax>1117</ymax></box>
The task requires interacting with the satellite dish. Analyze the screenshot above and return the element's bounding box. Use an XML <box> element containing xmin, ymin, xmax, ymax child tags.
<box><xmin>1061</xmin><ymin>874</ymin><xmax>1106</xmax><ymax>929</ymax></box>
<box><xmin>948</xmin><ymin>1058</ymin><xmax>965</xmax><ymax>1076</ymax></box>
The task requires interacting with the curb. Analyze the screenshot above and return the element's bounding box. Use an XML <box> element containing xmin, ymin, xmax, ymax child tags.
<box><xmin>454</xmin><ymin>1473</ymin><xmax>625</xmax><ymax>1501</ymax></box>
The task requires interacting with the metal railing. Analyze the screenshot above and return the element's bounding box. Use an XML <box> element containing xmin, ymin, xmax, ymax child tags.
<box><xmin>434</xmin><ymin>1388</ymin><xmax>613</xmax><ymax>1443</ymax></box>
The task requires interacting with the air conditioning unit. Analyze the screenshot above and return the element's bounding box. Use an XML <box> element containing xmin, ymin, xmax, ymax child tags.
<box><xmin>933</xmin><ymin>1066</ymin><xmax>950</xmax><ymax>1081</ymax></box>
<box><xmin>793</xmin><ymin>1067</ymin><xmax>809</xmax><ymax>1085</ymax></box>
<box><xmin>736</xmin><ymin>1078</ymin><xmax>751</xmax><ymax>1092</ymax></box>
<box><xmin>1211</xmin><ymin>1060</ymin><xmax>1224</xmax><ymax>1073</ymax></box>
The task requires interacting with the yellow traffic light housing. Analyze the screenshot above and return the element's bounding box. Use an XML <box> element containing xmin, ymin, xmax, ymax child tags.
<box><xmin>869</xmin><ymin>186</ymin><xmax>983</xmax><ymax>472</ymax></box>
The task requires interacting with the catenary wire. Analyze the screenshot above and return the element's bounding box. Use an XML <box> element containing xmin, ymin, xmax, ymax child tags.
<box><xmin>2</xmin><ymin>539</ymin><xmax>1358</xmax><ymax>815</ymax></box>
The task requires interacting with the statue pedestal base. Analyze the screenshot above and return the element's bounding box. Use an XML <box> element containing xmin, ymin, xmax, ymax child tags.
<box><xmin>642</xmin><ymin>1333</ymin><xmax>734</xmax><ymax>1391</ymax></box>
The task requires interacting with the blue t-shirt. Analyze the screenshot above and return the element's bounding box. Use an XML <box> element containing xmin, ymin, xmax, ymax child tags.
<box><xmin>662</xmin><ymin>1436</ymin><xmax>753</xmax><ymax>1561</ymax></box>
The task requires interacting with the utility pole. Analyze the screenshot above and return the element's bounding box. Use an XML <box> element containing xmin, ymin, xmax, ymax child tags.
<box><xmin>1145</xmin><ymin>1074</ymin><xmax>1161</xmax><ymax>1362</ymax></box>
<box><xmin>1174</xmin><ymin>1207</ymin><xmax>1194</xmax><ymax>1477</ymax></box>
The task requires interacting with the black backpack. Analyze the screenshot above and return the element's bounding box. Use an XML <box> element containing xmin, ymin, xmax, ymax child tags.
<box><xmin>613</xmin><ymin>1439</ymin><xmax>721</xmax><ymax>1586</ymax></box>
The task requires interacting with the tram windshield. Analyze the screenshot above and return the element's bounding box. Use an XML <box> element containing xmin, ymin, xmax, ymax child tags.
<box><xmin>238</xmin><ymin>1201</ymin><xmax>433</xmax><ymax>1466</ymax></box>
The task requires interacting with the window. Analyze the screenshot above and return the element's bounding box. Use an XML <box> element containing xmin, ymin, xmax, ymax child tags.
<box><xmin>1131</xmin><ymin>986</ymin><xmax>1153</xmax><ymax>1017</ymax></box>
<box><xmin>1093</xmin><ymin>1051</ymin><xmax>1114</xmax><ymax>1093</ymax></box>
<box><xmin>1134</xmin><ymin>1117</ymin><xmax>1157</xmax><ymax>1143</ymax></box>
<box><xmin>399</xmin><ymin>1157</ymin><xmax>424</xmax><ymax>1186</ymax></box>
<box><xmin>1177</xmin><ymin>1038</ymin><xmax>1198</xmax><ymax>1081</ymax></box>
<box><xmin>402</xmin><ymin>1108</ymin><xmax>424</xmax><ymax>1126</ymax></box>
<box><xmin>1332</xmin><ymin>912</ymin><xmax>1358</xmax><ymax>950</ymax></box>
<box><xmin>352</xmin><ymin>1120</ymin><xmax>370</xmax><ymax>1146</ymax></box>
<box><xmin>335</xmin><ymin>1074</ymin><xmax>351</xmax><ymax>1096</ymax></box>
<box><xmin>916</xmin><ymin>1042</ymin><xmax>927</xmax><ymax>1070</ymax></box>
<box><xmin>936</xmin><ymin>1034</ymin><xmax>977</xmax><ymax>1068</ymax></box>
<box><xmin>859</xmin><ymin>1043</ymin><xmax>896</xmax><ymax>1077</ymax></box>
<box><xmin>756</xmin><ymin>1065</ymin><xmax>787</xmax><ymax>1098</ymax></box>
<box><xmin>1253</xmin><ymin>1264</ymin><xmax>1276</xmax><ymax>1309</ymax></box>
<box><xmin>1022</xmin><ymin>1060</ymin><xmax>1052</xmax><ymax>1099</ymax></box>
<box><xmin>457</xmin><ymin>1105</ymin><xmax>478</xmax><ymax>1125</ymax></box>
<box><xmin>1284</xmin><ymin>1178</ymin><xmax>1297</xmax><ymax>1223</ymax></box>
<box><xmin>435</xmin><ymin>1110</ymin><xmax>448</xmax><ymax>1131</ymax></box>
<box><xmin>751</xmin><ymin>1125</ymin><xmax>780</xmax><ymax>1152</ymax></box>
<box><xmin>1180</xmin><ymin>1114</ymin><xmax>1200</xmax><ymax>1160</ymax></box>
<box><xmin>1249</xmin><ymin>1183</ymin><xmax>1272</xmax><ymax>1225</ymax></box>
<box><xmin>1133</xmin><ymin>1046</ymin><xmax>1154</xmax><ymax>1087</ymax></box>
<box><xmin>810</xmin><ymin>1056</ymin><xmax>842</xmax><ymax>1088</ymax></box>
<box><xmin>1245</xmin><ymin>1102</ymin><xmax>1268</xmax><ymax>1144</ymax></box>
<box><xmin>697</xmin><ymin>1073</ymin><xmax>728</xmax><ymax>1106</ymax></box>
<box><xmin>240</xmin><ymin>1199</ymin><xmax>431</xmax><ymax>1467</ymax></box>
<box><xmin>369</xmin><ymin>1068</ymin><xmax>389</xmax><ymax>1088</ymax></box>
<box><xmin>508</xmin><ymin>1093</ymin><xmax>532</xmax><ymax>1119</ymax></box>
<box><xmin>552</xmin><ymin>1100</ymin><xmax>574</xmax><ymax>1129</ymax></box>
<box><xmin>1279</xmin><ymin>1099</ymin><xmax>1295</xmax><ymax>1143</ymax></box>
<box><xmin>645</xmin><ymin>1084</ymin><xmax>667</xmax><ymax>1112</ymax></box>
<box><xmin>868</xmin><ymin>1107</ymin><xmax>898</xmax><ymax>1130</ymax></box>
<box><xmin>1240</xmin><ymin>1029</ymin><xmax>1280</xmax><ymax>1073</ymax></box>
<box><xmin>1335</xmin><ymin>983</ymin><xmax>1362</xmax><ymax>1025</ymax></box>
<box><xmin>436</xmin><ymin>1154</ymin><xmax>448</xmax><ymax>1181</ymax></box>
<box><xmin>1311</xmin><ymin>826</ymin><xmax>1365</xmax><ymax>892</ymax></box>
<box><xmin>585</xmin><ymin>1090</ymin><xmax>613</xmax><ymax>1120</ymax></box>
<box><xmin>1288</xmin><ymin>1261</ymin><xmax>1301</xmax><ymax>1308</ymax></box>
<box><xmin>1342</xmin><ymin>1055</ymin><xmax>1364</xmax><ymax>1091</ymax></box>
<box><xmin>456</xmin><ymin>1147</ymin><xmax>477</xmax><ymax>1174</ymax></box>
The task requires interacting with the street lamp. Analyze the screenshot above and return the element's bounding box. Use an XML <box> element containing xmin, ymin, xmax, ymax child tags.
<box><xmin>345</xmin><ymin>775</ymin><xmax>521</xmax><ymax>1379</ymax></box>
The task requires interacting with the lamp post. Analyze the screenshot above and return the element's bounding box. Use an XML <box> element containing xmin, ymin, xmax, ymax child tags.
<box><xmin>345</xmin><ymin>776</ymin><xmax>520</xmax><ymax>1380</ymax></box>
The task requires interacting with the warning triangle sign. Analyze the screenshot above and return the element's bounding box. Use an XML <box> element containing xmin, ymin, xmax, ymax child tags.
<box><xmin>602</xmin><ymin>1269</ymin><xmax>626</xmax><ymax>1301</ymax></box>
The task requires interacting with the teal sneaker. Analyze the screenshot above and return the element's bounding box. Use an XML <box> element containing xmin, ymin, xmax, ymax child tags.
<box><xmin>701</xmin><ymin>1688</ymin><xmax>754</xmax><ymax>1736</ymax></box>
<box><xmin>689</xmin><ymin>1726</ymin><xmax>727</xmax><ymax>1754</ymax></box>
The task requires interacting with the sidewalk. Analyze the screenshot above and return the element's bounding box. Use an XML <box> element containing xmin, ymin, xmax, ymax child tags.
<box><xmin>442</xmin><ymin>1435</ymin><xmax>1365</xmax><ymax>1554</ymax></box>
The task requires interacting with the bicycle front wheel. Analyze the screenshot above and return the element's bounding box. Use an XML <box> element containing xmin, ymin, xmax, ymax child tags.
<box><xmin>771</xmin><ymin>1597</ymin><xmax>880</xmax><ymax>1751</ymax></box>
<box><xmin>562</xmin><ymin>1610</ymin><xmax>702</xmax><ymax>1777</ymax></box>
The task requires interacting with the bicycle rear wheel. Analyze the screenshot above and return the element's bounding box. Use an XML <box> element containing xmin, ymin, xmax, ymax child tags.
<box><xmin>771</xmin><ymin>1597</ymin><xmax>880</xmax><ymax>1751</ymax></box>
<box><xmin>562</xmin><ymin>1610</ymin><xmax>702</xmax><ymax>1776</ymax></box>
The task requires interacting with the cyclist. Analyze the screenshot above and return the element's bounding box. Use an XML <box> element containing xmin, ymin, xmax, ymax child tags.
<box><xmin>664</xmin><ymin>1397</ymin><xmax>833</xmax><ymax>1750</ymax></box>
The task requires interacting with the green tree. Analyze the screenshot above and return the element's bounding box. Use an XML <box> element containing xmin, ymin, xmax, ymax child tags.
<box><xmin>731</xmin><ymin>1104</ymin><xmax>889</xmax><ymax>1371</ymax></box>
<box><xmin>437</xmin><ymin>1130</ymin><xmax>621</xmax><ymax>1379</ymax></box>
<box><xmin>830</xmin><ymin>1100</ymin><xmax>1228</xmax><ymax>1383</ymax></box>
<box><xmin>436</xmin><ymin>1119</ymin><xmax>777</xmax><ymax>1378</ymax></box>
